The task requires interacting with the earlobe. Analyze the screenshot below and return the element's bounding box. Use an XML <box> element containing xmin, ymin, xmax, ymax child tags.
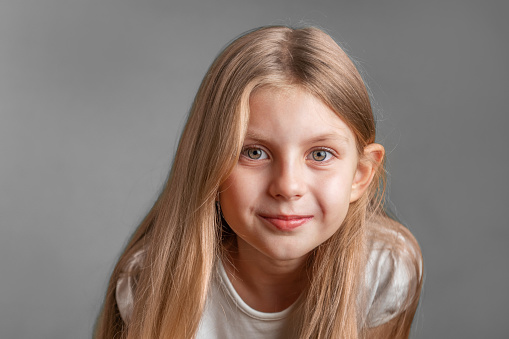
<box><xmin>350</xmin><ymin>143</ymin><xmax>385</xmax><ymax>203</ymax></box>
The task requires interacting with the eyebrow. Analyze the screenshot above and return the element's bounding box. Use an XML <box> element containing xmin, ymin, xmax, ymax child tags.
<box><xmin>307</xmin><ymin>133</ymin><xmax>351</xmax><ymax>144</ymax></box>
<box><xmin>244</xmin><ymin>131</ymin><xmax>351</xmax><ymax>145</ymax></box>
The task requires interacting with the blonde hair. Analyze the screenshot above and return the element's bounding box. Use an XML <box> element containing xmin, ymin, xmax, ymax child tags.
<box><xmin>94</xmin><ymin>26</ymin><xmax>421</xmax><ymax>339</ymax></box>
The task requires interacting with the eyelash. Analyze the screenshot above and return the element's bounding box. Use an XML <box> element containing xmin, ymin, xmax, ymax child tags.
<box><xmin>240</xmin><ymin>146</ymin><xmax>337</xmax><ymax>162</ymax></box>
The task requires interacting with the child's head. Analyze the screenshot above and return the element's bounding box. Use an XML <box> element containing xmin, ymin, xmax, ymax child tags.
<box><xmin>181</xmin><ymin>27</ymin><xmax>385</xmax><ymax>336</ymax></box>
<box><xmin>176</xmin><ymin>26</ymin><xmax>384</xmax><ymax>218</ymax></box>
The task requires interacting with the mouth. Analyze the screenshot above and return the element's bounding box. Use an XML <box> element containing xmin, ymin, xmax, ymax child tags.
<box><xmin>258</xmin><ymin>214</ymin><xmax>313</xmax><ymax>231</ymax></box>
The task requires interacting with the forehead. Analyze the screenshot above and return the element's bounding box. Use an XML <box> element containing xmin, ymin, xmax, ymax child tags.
<box><xmin>246</xmin><ymin>86</ymin><xmax>356</xmax><ymax>145</ymax></box>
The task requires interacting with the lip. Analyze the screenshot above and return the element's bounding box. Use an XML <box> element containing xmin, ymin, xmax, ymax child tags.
<box><xmin>259</xmin><ymin>214</ymin><xmax>313</xmax><ymax>231</ymax></box>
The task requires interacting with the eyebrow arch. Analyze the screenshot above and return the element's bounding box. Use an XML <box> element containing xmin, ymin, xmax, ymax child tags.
<box><xmin>307</xmin><ymin>133</ymin><xmax>351</xmax><ymax>144</ymax></box>
<box><xmin>244</xmin><ymin>131</ymin><xmax>269</xmax><ymax>142</ymax></box>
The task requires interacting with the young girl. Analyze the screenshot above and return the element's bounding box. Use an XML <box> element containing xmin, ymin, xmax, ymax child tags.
<box><xmin>94</xmin><ymin>26</ymin><xmax>422</xmax><ymax>339</ymax></box>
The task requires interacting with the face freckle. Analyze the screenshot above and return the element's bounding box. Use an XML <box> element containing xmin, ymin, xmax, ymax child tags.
<box><xmin>219</xmin><ymin>86</ymin><xmax>362</xmax><ymax>264</ymax></box>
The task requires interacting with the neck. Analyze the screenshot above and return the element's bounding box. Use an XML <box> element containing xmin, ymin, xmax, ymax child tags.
<box><xmin>223</xmin><ymin>237</ymin><xmax>309</xmax><ymax>313</ymax></box>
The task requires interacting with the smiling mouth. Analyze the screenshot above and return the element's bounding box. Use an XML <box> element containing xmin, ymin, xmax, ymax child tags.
<box><xmin>259</xmin><ymin>214</ymin><xmax>313</xmax><ymax>231</ymax></box>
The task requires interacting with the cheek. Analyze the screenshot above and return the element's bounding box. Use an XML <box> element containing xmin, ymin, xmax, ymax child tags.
<box><xmin>314</xmin><ymin>171</ymin><xmax>355</xmax><ymax>214</ymax></box>
<box><xmin>221</xmin><ymin>166</ymin><xmax>269</xmax><ymax>197</ymax></box>
<box><xmin>219</xmin><ymin>171</ymin><xmax>261</xmax><ymax>220</ymax></box>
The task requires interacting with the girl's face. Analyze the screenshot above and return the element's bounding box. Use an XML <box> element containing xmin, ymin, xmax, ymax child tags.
<box><xmin>219</xmin><ymin>86</ymin><xmax>372</xmax><ymax>265</ymax></box>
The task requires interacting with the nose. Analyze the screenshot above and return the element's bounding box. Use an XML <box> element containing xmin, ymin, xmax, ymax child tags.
<box><xmin>268</xmin><ymin>159</ymin><xmax>307</xmax><ymax>200</ymax></box>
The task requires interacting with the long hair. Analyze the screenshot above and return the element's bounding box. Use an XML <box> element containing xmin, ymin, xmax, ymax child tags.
<box><xmin>94</xmin><ymin>26</ymin><xmax>417</xmax><ymax>339</ymax></box>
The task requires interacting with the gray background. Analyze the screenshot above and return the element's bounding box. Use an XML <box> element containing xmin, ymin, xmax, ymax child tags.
<box><xmin>1</xmin><ymin>0</ymin><xmax>507</xmax><ymax>338</ymax></box>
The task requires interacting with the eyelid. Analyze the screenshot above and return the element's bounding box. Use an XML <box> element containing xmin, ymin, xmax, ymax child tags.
<box><xmin>307</xmin><ymin>147</ymin><xmax>337</xmax><ymax>162</ymax></box>
<box><xmin>311</xmin><ymin>146</ymin><xmax>337</xmax><ymax>156</ymax></box>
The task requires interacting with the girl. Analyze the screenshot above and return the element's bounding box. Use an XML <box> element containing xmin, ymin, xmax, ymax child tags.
<box><xmin>94</xmin><ymin>26</ymin><xmax>422</xmax><ymax>339</ymax></box>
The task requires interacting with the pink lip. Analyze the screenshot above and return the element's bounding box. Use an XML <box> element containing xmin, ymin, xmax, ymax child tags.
<box><xmin>259</xmin><ymin>214</ymin><xmax>313</xmax><ymax>231</ymax></box>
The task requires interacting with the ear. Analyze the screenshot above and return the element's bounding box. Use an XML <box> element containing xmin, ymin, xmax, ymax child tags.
<box><xmin>350</xmin><ymin>143</ymin><xmax>385</xmax><ymax>203</ymax></box>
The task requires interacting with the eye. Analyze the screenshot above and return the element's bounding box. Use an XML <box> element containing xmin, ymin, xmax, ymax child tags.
<box><xmin>308</xmin><ymin>149</ymin><xmax>334</xmax><ymax>162</ymax></box>
<box><xmin>241</xmin><ymin>147</ymin><xmax>268</xmax><ymax>160</ymax></box>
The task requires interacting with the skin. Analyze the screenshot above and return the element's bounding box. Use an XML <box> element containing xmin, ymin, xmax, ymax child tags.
<box><xmin>219</xmin><ymin>86</ymin><xmax>384</xmax><ymax>313</ymax></box>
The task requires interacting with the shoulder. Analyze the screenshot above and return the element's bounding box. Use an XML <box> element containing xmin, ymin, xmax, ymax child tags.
<box><xmin>362</xmin><ymin>215</ymin><xmax>423</xmax><ymax>328</ymax></box>
<box><xmin>115</xmin><ymin>249</ymin><xmax>146</xmax><ymax>324</ymax></box>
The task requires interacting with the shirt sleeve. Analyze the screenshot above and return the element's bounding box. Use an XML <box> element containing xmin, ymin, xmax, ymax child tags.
<box><xmin>115</xmin><ymin>249</ymin><xmax>145</xmax><ymax>324</ymax></box>
<box><xmin>363</xmin><ymin>223</ymin><xmax>423</xmax><ymax>328</ymax></box>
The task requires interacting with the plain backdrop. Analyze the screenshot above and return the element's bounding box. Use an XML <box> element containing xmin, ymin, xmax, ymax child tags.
<box><xmin>1</xmin><ymin>1</ymin><xmax>508</xmax><ymax>338</ymax></box>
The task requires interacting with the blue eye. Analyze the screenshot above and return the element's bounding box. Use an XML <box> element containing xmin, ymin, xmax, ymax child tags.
<box><xmin>308</xmin><ymin>149</ymin><xmax>333</xmax><ymax>162</ymax></box>
<box><xmin>242</xmin><ymin>147</ymin><xmax>268</xmax><ymax>160</ymax></box>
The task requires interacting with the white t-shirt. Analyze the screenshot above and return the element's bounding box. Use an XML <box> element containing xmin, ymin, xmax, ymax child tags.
<box><xmin>195</xmin><ymin>259</ymin><xmax>298</xmax><ymax>338</ymax></box>
<box><xmin>116</xmin><ymin>222</ymin><xmax>422</xmax><ymax>337</ymax></box>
